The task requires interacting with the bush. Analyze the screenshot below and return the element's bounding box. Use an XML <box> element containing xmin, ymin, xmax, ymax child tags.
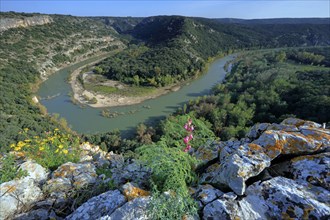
<box><xmin>10</xmin><ymin>128</ymin><xmax>81</xmax><ymax>171</ymax></box>
<box><xmin>0</xmin><ymin>154</ymin><xmax>27</xmax><ymax>184</ymax></box>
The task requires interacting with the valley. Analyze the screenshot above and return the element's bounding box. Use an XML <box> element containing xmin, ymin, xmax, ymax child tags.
<box><xmin>0</xmin><ymin>9</ymin><xmax>329</xmax><ymax>220</ymax></box>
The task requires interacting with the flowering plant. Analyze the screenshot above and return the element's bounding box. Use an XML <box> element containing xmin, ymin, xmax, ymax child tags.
<box><xmin>10</xmin><ymin>128</ymin><xmax>81</xmax><ymax>170</ymax></box>
<box><xmin>183</xmin><ymin>118</ymin><xmax>194</xmax><ymax>152</ymax></box>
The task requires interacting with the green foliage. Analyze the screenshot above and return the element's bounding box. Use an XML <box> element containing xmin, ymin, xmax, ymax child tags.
<box><xmin>137</xmin><ymin>142</ymin><xmax>199</xmax><ymax>219</ymax></box>
<box><xmin>159</xmin><ymin>114</ymin><xmax>216</xmax><ymax>149</ymax></box>
<box><xmin>137</xmin><ymin>144</ymin><xmax>197</xmax><ymax>192</ymax></box>
<box><xmin>10</xmin><ymin>129</ymin><xmax>81</xmax><ymax>171</ymax></box>
<box><xmin>0</xmin><ymin>154</ymin><xmax>27</xmax><ymax>184</ymax></box>
<box><xmin>147</xmin><ymin>188</ymin><xmax>198</xmax><ymax>220</ymax></box>
<box><xmin>185</xmin><ymin>47</ymin><xmax>330</xmax><ymax>140</ymax></box>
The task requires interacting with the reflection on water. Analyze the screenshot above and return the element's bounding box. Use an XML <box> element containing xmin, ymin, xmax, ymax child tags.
<box><xmin>38</xmin><ymin>55</ymin><xmax>234</xmax><ymax>136</ymax></box>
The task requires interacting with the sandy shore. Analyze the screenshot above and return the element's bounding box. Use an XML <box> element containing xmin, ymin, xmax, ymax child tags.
<box><xmin>70</xmin><ymin>62</ymin><xmax>182</xmax><ymax>108</ymax></box>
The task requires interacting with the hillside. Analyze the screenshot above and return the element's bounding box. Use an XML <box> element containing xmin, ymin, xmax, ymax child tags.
<box><xmin>94</xmin><ymin>16</ymin><xmax>330</xmax><ymax>87</ymax></box>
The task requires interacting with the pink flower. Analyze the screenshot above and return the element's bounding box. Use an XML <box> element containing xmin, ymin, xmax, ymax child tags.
<box><xmin>188</xmin><ymin>118</ymin><xmax>193</xmax><ymax>126</ymax></box>
<box><xmin>184</xmin><ymin>124</ymin><xmax>189</xmax><ymax>130</ymax></box>
<box><xmin>184</xmin><ymin>145</ymin><xmax>191</xmax><ymax>152</ymax></box>
<box><xmin>189</xmin><ymin>133</ymin><xmax>193</xmax><ymax>140</ymax></box>
<box><xmin>183</xmin><ymin>136</ymin><xmax>190</xmax><ymax>144</ymax></box>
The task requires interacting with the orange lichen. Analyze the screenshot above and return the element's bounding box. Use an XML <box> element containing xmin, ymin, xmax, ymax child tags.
<box><xmin>248</xmin><ymin>143</ymin><xmax>263</xmax><ymax>151</ymax></box>
<box><xmin>264</xmin><ymin>139</ymin><xmax>284</xmax><ymax>159</ymax></box>
<box><xmin>123</xmin><ymin>185</ymin><xmax>150</xmax><ymax>201</ymax></box>
<box><xmin>3</xmin><ymin>185</ymin><xmax>17</xmax><ymax>194</ymax></box>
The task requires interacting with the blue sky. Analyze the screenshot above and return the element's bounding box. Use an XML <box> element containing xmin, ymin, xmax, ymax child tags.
<box><xmin>1</xmin><ymin>0</ymin><xmax>329</xmax><ymax>19</ymax></box>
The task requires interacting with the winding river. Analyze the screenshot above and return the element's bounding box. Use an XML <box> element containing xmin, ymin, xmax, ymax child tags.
<box><xmin>37</xmin><ymin>54</ymin><xmax>234</xmax><ymax>136</ymax></box>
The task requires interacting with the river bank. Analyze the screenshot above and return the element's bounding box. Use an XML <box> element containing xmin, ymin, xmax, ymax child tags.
<box><xmin>70</xmin><ymin>63</ymin><xmax>185</xmax><ymax>108</ymax></box>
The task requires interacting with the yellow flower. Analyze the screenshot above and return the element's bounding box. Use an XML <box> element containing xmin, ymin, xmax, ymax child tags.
<box><xmin>58</xmin><ymin>144</ymin><xmax>64</xmax><ymax>149</ymax></box>
<box><xmin>14</xmin><ymin>146</ymin><xmax>21</xmax><ymax>151</ymax></box>
<box><xmin>55</xmin><ymin>128</ymin><xmax>59</xmax><ymax>131</ymax></box>
<box><xmin>55</xmin><ymin>149</ymin><xmax>59</xmax><ymax>153</ymax></box>
<box><xmin>62</xmin><ymin>149</ymin><xmax>68</xmax><ymax>154</ymax></box>
<box><xmin>24</xmin><ymin>139</ymin><xmax>31</xmax><ymax>143</ymax></box>
<box><xmin>10</xmin><ymin>144</ymin><xmax>15</xmax><ymax>148</ymax></box>
<box><xmin>39</xmin><ymin>147</ymin><xmax>45</xmax><ymax>151</ymax></box>
<box><xmin>17</xmin><ymin>141</ymin><xmax>25</xmax><ymax>148</ymax></box>
<box><xmin>24</xmin><ymin>128</ymin><xmax>29</xmax><ymax>132</ymax></box>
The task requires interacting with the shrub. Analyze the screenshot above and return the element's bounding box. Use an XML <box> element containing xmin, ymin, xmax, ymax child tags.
<box><xmin>0</xmin><ymin>154</ymin><xmax>27</xmax><ymax>184</ymax></box>
<box><xmin>10</xmin><ymin>128</ymin><xmax>81</xmax><ymax>171</ymax></box>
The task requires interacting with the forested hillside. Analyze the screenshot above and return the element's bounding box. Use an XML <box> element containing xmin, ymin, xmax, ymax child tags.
<box><xmin>94</xmin><ymin>16</ymin><xmax>330</xmax><ymax>86</ymax></box>
<box><xmin>1</xmin><ymin>12</ymin><xmax>330</xmax><ymax>152</ymax></box>
<box><xmin>0</xmin><ymin>13</ymin><xmax>124</xmax><ymax>150</ymax></box>
<box><xmin>180</xmin><ymin>47</ymin><xmax>330</xmax><ymax>140</ymax></box>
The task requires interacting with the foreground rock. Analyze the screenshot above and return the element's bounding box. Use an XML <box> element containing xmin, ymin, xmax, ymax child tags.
<box><xmin>199</xmin><ymin>118</ymin><xmax>330</xmax><ymax>195</ymax></box>
<box><xmin>0</xmin><ymin>160</ymin><xmax>47</xmax><ymax>220</ymax></box>
<box><xmin>203</xmin><ymin>177</ymin><xmax>330</xmax><ymax>219</ymax></box>
<box><xmin>66</xmin><ymin>190</ymin><xmax>126</xmax><ymax>220</ymax></box>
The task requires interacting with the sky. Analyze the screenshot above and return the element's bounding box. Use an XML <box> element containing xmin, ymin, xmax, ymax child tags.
<box><xmin>1</xmin><ymin>0</ymin><xmax>329</xmax><ymax>19</ymax></box>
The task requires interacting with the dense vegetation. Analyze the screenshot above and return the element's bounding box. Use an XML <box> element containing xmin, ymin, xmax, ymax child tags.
<box><xmin>94</xmin><ymin>16</ymin><xmax>330</xmax><ymax>87</ymax></box>
<box><xmin>0</xmin><ymin>13</ymin><xmax>121</xmax><ymax>151</ymax></box>
<box><xmin>179</xmin><ymin>47</ymin><xmax>330</xmax><ymax>140</ymax></box>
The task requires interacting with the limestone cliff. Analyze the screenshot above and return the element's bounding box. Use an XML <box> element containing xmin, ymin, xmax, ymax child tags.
<box><xmin>0</xmin><ymin>15</ymin><xmax>53</xmax><ymax>32</ymax></box>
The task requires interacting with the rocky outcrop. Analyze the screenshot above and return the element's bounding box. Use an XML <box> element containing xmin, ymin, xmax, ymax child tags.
<box><xmin>203</xmin><ymin>177</ymin><xmax>330</xmax><ymax>219</ymax></box>
<box><xmin>65</xmin><ymin>190</ymin><xmax>126</xmax><ymax>220</ymax></box>
<box><xmin>199</xmin><ymin>118</ymin><xmax>329</xmax><ymax>196</ymax></box>
<box><xmin>2</xmin><ymin>118</ymin><xmax>329</xmax><ymax>220</ymax></box>
<box><xmin>0</xmin><ymin>16</ymin><xmax>53</xmax><ymax>32</ymax></box>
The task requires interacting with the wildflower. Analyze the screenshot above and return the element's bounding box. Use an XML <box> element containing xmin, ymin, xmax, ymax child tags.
<box><xmin>14</xmin><ymin>146</ymin><xmax>21</xmax><ymax>151</ymax></box>
<box><xmin>62</xmin><ymin>149</ymin><xmax>68</xmax><ymax>154</ymax></box>
<box><xmin>58</xmin><ymin>144</ymin><xmax>64</xmax><ymax>149</ymax></box>
<box><xmin>55</xmin><ymin>149</ymin><xmax>59</xmax><ymax>153</ymax></box>
<box><xmin>24</xmin><ymin>128</ymin><xmax>29</xmax><ymax>132</ymax></box>
<box><xmin>183</xmin><ymin>136</ymin><xmax>190</xmax><ymax>144</ymax></box>
<box><xmin>54</xmin><ymin>128</ymin><xmax>59</xmax><ymax>131</ymax></box>
<box><xmin>10</xmin><ymin>143</ymin><xmax>15</xmax><ymax>148</ymax></box>
<box><xmin>39</xmin><ymin>147</ymin><xmax>45</xmax><ymax>151</ymax></box>
<box><xmin>183</xmin><ymin>145</ymin><xmax>191</xmax><ymax>152</ymax></box>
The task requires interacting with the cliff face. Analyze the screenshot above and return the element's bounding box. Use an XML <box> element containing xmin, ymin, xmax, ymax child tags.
<box><xmin>0</xmin><ymin>15</ymin><xmax>53</xmax><ymax>32</ymax></box>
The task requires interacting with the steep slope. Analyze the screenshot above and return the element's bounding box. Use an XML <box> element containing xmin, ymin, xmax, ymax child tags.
<box><xmin>0</xmin><ymin>12</ymin><xmax>125</xmax><ymax>150</ymax></box>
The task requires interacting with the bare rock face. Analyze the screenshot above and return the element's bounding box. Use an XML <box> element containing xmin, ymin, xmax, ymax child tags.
<box><xmin>203</xmin><ymin>177</ymin><xmax>330</xmax><ymax>220</ymax></box>
<box><xmin>200</xmin><ymin>143</ymin><xmax>271</xmax><ymax>195</ymax></box>
<box><xmin>0</xmin><ymin>16</ymin><xmax>53</xmax><ymax>32</ymax></box>
<box><xmin>0</xmin><ymin>178</ymin><xmax>43</xmax><ymax>220</ymax></box>
<box><xmin>121</xmin><ymin>182</ymin><xmax>150</xmax><ymax>201</ymax></box>
<box><xmin>102</xmin><ymin>197</ymin><xmax>151</xmax><ymax>220</ymax></box>
<box><xmin>200</xmin><ymin>118</ymin><xmax>330</xmax><ymax>196</ymax></box>
<box><xmin>271</xmin><ymin>152</ymin><xmax>330</xmax><ymax>190</ymax></box>
<box><xmin>65</xmin><ymin>190</ymin><xmax>126</xmax><ymax>220</ymax></box>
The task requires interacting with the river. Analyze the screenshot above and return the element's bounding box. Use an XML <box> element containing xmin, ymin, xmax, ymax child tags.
<box><xmin>37</xmin><ymin>54</ymin><xmax>234</xmax><ymax>136</ymax></box>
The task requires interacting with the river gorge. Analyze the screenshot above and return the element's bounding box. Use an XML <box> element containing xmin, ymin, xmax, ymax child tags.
<box><xmin>37</xmin><ymin>55</ymin><xmax>234</xmax><ymax>135</ymax></box>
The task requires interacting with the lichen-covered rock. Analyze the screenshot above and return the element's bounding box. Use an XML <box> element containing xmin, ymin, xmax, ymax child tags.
<box><xmin>281</xmin><ymin>118</ymin><xmax>322</xmax><ymax>128</ymax></box>
<box><xmin>245</xmin><ymin>177</ymin><xmax>330</xmax><ymax>219</ymax></box>
<box><xmin>19</xmin><ymin>160</ymin><xmax>49</xmax><ymax>183</ymax></box>
<box><xmin>79</xmin><ymin>142</ymin><xmax>111</xmax><ymax>167</ymax></box>
<box><xmin>111</xmin><ymin>160</ymin><xmax>151</xmax><ymax>188</ymax></box>
<box><xmin>65</xmin><ymin>190</ymin><xmax>126</xmax><ymax>220</ymax></box>
<box><xmin>194</xmin><ymin>184</ymin><xmax>224</xmax><ymax>207</ymax></box>
<box><xmin>194</xmin><ymin>141</ymin><xmax>221</xmax><ymax>166</ymax></box>
<box><xmin>50</xmin><ymin>162</ymin><xmax>97</xmax><ymax>188</ymax></box>
<box><xmin>266</xmin><ymin>123</ymin><xmax>299</xmax><ymax>132</ymax></box>
<box><xmin>246</xmin><ymin>123</ymin><xmax>270</xmax><ymax>140</ymax></box>
<box><xmin>271</xmin><ymin>152</ymin><xmax>330</xmax><ymax>190</ymax></box>
<box><xmin>253</xmin><ymin>129</ymin><xmax>328</xmax><ymax>159</ymax></box>
<box><xmin>0</xmin><ymin>178</ymin><xmax>43</xmax><ymax>219</ymax></box>
<box><xmin>101</xmin><ymin>197</ymin><xmax>150</xmax><ymax>220</ymax></box>
<box><xmin>203</xmin><ymin>177</ymin><xmax>330</xmax><ymax>220</ymax></box>
<box><xmin>122</xmin><ymin>182</ymin><xmax>150</xmax><ymax>201</ymax></box>
<box><xmin>43</xmin><ymin>162</ymin><xmax>97</xmax><ymax>210</ymax></box>
<box><xmin>201</xmin><ymin>143</ymin><xmax>271</xmax><ymax>195</ymax></box>
<box><xmin>203</xmin><ymin>192</ymin><xmax>264</xmax><ymax>220</ymax></box>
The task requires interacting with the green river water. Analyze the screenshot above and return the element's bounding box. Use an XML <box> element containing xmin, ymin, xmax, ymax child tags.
<box><xmin>37</xmin><ymin>54</ymin><xmax>234</xmax><ymax>136</ymax></box>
